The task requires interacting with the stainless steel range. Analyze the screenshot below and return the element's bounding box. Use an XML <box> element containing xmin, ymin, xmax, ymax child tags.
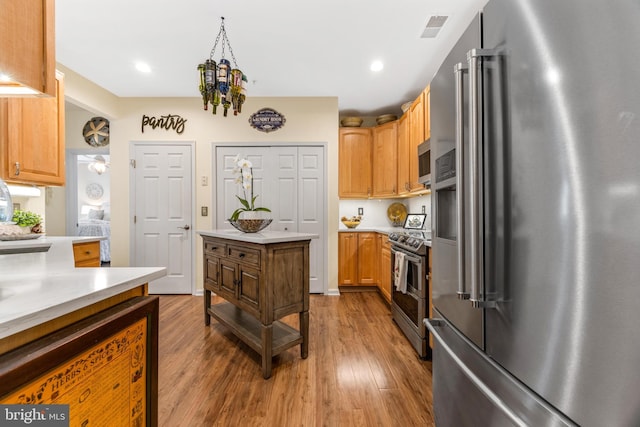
<box><xmin>388</xmin><ymin>228</ymin><xmax>431</xmax><ymax>359</ymax></box>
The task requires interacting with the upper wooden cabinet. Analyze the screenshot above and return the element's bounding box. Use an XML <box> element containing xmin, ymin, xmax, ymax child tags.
<box><xmin>0</xmin><ymin>72</ymin><xmax>65</xmax><ymax>186</ymax></box>
<box><xmin>409</xmin><ymin>92</ymin><xmax>425</xmax><ymax>192</ymax></box>
<box><xmin>397</xmin><ymin>113</ymin><xmax>410</xmax><ymax>196</ymax></box>
<box><xmin>423</xmin><ymin>85</ymin><xmax>431</xmax><ymax>140</ymax></box>
<box><xmin>339</xmin><ymin>128</ymin><xmax>372</xmax><ymax>198</ymax></box>
<box><xmin>372</xmin><ymin>121</ymin><xmax>398</xmax><ymax>198</ymax></box>
<box><xmin>0</xmin><ymin>0</ymin><xmax>56</xmax><ymax>96</ymax></box>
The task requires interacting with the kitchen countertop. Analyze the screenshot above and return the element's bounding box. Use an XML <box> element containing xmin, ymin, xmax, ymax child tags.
<box><xmin>338</xmin><ymin>226</ymin><xmax>432</xmax><ymax>247</ymax></box>
<box><xmin>198</xmin><ymin>229</ymin><xmax>319</xmax><ymax>244</ymax></box>
<box><xmin>0</xmin><ymin>235</ymin><xmax>105</xmax><ymax>255</ymax></box>
<box><xmin>0</xmin><ymin>236</ymin><xmax>166</xmax><ymax>340</ymax></box>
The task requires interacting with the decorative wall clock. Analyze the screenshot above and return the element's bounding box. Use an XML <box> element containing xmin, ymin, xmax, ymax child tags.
<box><xmin>83</xmin><ymin>117</ymin><xmax>110</xmax><ymax>147</ymax></box>
<box><xmin>86</xmin><ymin>183</ymin><xmax>104</xmax><ymax>200</ymax></box>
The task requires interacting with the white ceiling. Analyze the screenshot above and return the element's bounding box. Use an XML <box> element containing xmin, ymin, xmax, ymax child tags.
<box><xmin>56</xmin><ymin>0</ymin><xmax>488</xmax><ymax>117</ymax></box>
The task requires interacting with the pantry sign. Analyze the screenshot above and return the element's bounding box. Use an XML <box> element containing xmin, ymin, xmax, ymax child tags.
<box><xmin>248</xmin><ymin>108</ymin><xmax>286</xmax><ymax>133</ymax></box>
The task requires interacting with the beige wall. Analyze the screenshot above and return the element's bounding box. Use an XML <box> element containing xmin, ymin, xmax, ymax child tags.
<box><xmin>57</xmin><ymin>66</ymin><xmax>340</xmax><ymax>293</ymax></box>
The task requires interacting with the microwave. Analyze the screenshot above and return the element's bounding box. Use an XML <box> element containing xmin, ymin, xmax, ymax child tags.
<box><xmin>418</xmin><ymin>139</ymin><xmax>431</xmax><ymax>186</ymax></box>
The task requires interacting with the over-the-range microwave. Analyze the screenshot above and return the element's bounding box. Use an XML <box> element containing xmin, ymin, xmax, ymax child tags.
<box><xmin>418</xmin><ymin>139</ymin><xmax>431</xmax><ymax>186</ymax></box>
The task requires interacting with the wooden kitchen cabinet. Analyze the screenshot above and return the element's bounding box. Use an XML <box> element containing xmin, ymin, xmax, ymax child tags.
<box><xmin>0</xmin><ymin>0</ymin><xmax>56</xmax><ymax>96</ymax></box>
<box><xmin>423</xmin><ymin>85</ymin><xmax>431</xmax><ymax>140</ymax></box>
<box><xmin>338</xmin><ymin>232</ymin><xmax>378</xmax><ymax>286</ymax></box>
<box><xmin>202</xmin><ymin>235</ymin><xmax>310</xmax><ymax>379</ymax></box>
<box><xmin>409</xmin><ymin>92</ymin><xmax>425</xmax><ymax>192</ymax></box>
<box><xmin>73</xmin><ymin>240</ymin><xmax>101</xmax><ymax>267</ymax></box>
<box><xmin>378</xmin><ymin>234</ymin><xmax>392</xmax><ymax>303</ymax></box>
<box><xmin>338</xmin><ymin>232</ymin><xmax>358</xmax><ymax>285</ymax></box>
<box><xmin>372</xmin><ymin>121</ymin><xmax>398</xmax><ymax>197</ymax></box>
<box><xmin>397</xmin><ymin>113</ymin><xmax>411</xmax><ymax>196</ymax></box>
<box><xmin>357</xmin><ymin>232</ymin><xmax>378</xmax><ymax>285</ymax></box>
<box><xmin>0</xmin><ymin>71</ymin><xmax>65</xmax><ymax>186</ymax></box>
<box><xmin>339</xmin><ymin>128</ymin><xmax>372</xmax><ymax>198</ymax></box>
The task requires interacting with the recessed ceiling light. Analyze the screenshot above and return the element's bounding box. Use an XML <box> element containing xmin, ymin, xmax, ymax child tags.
<box><xmin>370</xmin><ymin>60</ymin><xmax>384</xmax><ymax>72</ymax></box>
<box><xmin>135</xmin><ymin>62</ymin><xmax>152</xmax><ymax>73</ymax></box>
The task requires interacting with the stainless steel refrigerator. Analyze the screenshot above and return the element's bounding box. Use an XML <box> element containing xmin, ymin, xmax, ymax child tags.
<box><xmin>426</xmin><ymin>1</ymin><xmax>640</xmax><ymax>425</ymax></box>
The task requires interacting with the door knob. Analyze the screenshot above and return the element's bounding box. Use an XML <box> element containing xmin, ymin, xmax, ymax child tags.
<box><xmin>178</xmin><ymin>225</ymin><xmax>191</xmax><ymax>230</ymax></box>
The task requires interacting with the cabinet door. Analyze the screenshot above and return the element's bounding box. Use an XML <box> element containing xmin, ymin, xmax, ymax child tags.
<box><xmin>379</xmin><ymin>236</ymin><xmax>392</xmax><ymax>303</ymax></box>
<box><xmin>219</xmin><ymin>259</ymin><xmax>238</xmax><ymax>299</ymax></box>
<box><xmin>339</xmin><ymin>128</ymin><xmax>372</xmax><ymax>198</ymax></box>
<box><xmin>409</xmin><ymin>92</ymin><xmax>425</xmax><ymax>192</ymax></box>
<box><xmin>357</xmin><ymin>232</ymin><xmax>378</xmax><ymax>285</ymax></box>
<box><xmin>372</xmin><ymin>122</ymin><xmax>398</xmax><ymax>197</ymax></box>
<box><xmin>238</xmin><ymin>264</ymin><xmax>260</xmax><ymax>315</ymax></box>
<box><xmin>0</xmin><ymin>72</ymin><xmax>64</xmax><ymax>185</ymax></box>
<box><xmin>397</xmin><ymin>113</ymin><xmax>410</xmax><ymax>196</ymax></box>
<box><xmin>338</xmin><ymin>232</ymin><xmax>358</xmax><ymax>285</ymax></box>
<box><xmin>423</xmin><ymin>85</ymin><xmax>431</xmax><ymax>140</ymax></box>
<box><xmin>204</xmin><ymin>256</ymin><xmax>220</xmax><ymax>292</ymax></box>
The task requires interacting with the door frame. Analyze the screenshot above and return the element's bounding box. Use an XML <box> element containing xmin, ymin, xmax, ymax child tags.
<box><xmin>211</xmin><ymin>142</ymin><xmax>329</xmax><ymax>295</ymax></box>
<box><xmin>65</xmin><ymin>147</ymin><xmax>110</xmax><ymax>236</ymax></box>
<box><xmin>129</xmin><ymin>141</ymin><xmax>197</xmax><ymax>295</ymax></box>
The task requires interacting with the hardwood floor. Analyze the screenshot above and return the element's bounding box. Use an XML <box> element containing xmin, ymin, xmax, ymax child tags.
<box><xmin>157</xmin><ymin>292</ymin><xmax>435</xmax><ymax>426</ymax></box>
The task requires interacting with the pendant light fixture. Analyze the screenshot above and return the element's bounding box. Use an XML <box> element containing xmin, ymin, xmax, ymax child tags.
<box><xmin>198</xmin><ymin>17</ymin><xmax>247</xmax><ymax>117</ymax></box>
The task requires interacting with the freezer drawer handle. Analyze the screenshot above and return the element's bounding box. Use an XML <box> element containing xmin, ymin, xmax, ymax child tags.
<box><xmin>454</xmin><ymin>62</ymin><xmax>469</xmax><ymax>300</ymax></box>
<box><xmin>468</xmin><ymin>48</ymin><xmax>497</xmax><ymax>309</ymax></box>
<box><xmin>425</xmin><ymin>318</ymin><xmax>527</xmax><ymax>427</ymax></box>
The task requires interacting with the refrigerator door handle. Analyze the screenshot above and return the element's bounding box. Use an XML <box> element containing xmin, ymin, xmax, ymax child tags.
<box><xmin>454</xmin><ymin>62</ymin><xmax>469</xmax><ymax>300</ymax></box>
<box><xmin>468</xmin><ymin>48</ymin><xmax>496</xmax><ymax>309</ymax></box>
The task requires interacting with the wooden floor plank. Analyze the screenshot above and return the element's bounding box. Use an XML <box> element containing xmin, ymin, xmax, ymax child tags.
<box><xmin>157</xmin><ymin>292</ymin><xmax>435</xmax><ymax>426</ymax></box>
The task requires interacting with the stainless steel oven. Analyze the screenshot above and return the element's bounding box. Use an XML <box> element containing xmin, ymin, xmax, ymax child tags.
<box><xmin>389</xmin><ymin>231</ymin><xmax>431</xmax><ymax>359</ymax></box>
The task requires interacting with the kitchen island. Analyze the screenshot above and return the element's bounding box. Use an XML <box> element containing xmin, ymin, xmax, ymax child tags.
<box><xmin>0</xmin><ymin>236</ymin><xmax>166</xmax><ymax>426</ymax></box>
<box><xmin>198</xmin><ymin>230</ymin><xmax>317</xmax><ymax>379</ymax></box>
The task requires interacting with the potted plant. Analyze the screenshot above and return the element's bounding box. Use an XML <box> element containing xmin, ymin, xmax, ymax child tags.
<box><xmin>12</xmin><ymin>210</ymin><xmax>43</xmax><ymax>234</ymax></box>
<box><xmin>229</xmin><ymin>156</ymin><xmax>272</xmax><ymax>232</ymax></box>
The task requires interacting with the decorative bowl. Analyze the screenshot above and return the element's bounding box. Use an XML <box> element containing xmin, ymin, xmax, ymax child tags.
<box><xmin>340</xmin><ymin>117</ymin><xmax>364</xmax><ymax>127</ymax></box>
<box><xmin>228</xmin><ymin>219</ymin><xmax>272</xmax><ymax>233</ymax></box>
<box><xmin>401</xmin><ymin>102</ymin><xmax>412</xmax><ymax>113</ymax></box>
<box><xmin>341</xmin><ymin>220</ymin><xmax>361</xmax><ymax>229</ymax></box>
<box><xmin>376</xmin><ymin>114</ymin><xmax>398</xmax><ymax>125</ymax></box>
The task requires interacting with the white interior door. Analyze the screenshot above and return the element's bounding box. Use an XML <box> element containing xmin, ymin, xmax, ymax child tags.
<box><xmin>215</xmin><ymin>145</ymin><xmax>326</xmax><ymax>294</ymax></box>
<box><xmin>131</xmin><ymin>143</ymin><xmax>193</xmax><ymax>294</ymax></box>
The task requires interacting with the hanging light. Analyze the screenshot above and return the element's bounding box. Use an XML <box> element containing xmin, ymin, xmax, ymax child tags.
<box><xmin>88</xmin><ymin>155</ymin><xmax>109</xmax><ymax>175</ymax></box>
<box><xmin>198</xmin><ymin>17</ymin><xmax>246</xmax><ymax>117</ymax></box>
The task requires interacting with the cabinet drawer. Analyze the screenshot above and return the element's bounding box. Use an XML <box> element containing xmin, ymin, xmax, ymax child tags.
<box><xmin>227</xmin><ymin>245</ymin><xmax>260</xmax><ymax>266</ymax></box>
<box><xmin>73</xmin><ymin>241</ymin><xmax>100</xmax><ymax>267</ymax></box>
<box><xmin>204</xmin><ymin>240</ymin><xmax>226</xmax><ymax>256</ymax></box>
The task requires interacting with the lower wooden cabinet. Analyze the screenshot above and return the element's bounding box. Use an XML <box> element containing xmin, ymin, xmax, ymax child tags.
<box><xmin>378</xmin><ymin>236</ymin><xmax>392</xmax><ymax>303</ymax></box>
<box><xmin>73</xmin><ymin>240</ymin><xmax>100</xmax><ymax>267</ymax></box>
<box><xmin>339</xmin><ymin>232</ymin><xmax>379</xmax><ymax>287</ymax></box>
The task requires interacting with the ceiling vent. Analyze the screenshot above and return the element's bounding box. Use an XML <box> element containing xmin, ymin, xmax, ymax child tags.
<box><xmin>421</xmin><ymin>15</ymin><xmax>448</xmax><ymax>38</ymax></box>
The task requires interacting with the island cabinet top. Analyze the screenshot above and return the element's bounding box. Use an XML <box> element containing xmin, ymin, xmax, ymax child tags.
<box><xmin>197</xmin><ymin>230</ymin><xmax>319</xmax><ymax>244</ymax></box>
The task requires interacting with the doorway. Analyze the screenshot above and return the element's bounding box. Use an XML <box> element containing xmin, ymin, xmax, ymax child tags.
<box><xmin>65</xmin><ymin>149</ymin><xmax>111</xmax><ymax>265</ymax></box>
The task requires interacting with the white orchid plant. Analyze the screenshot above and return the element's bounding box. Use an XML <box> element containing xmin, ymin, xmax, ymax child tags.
<box><xmin>230</xmin><ymin>156</ymin><xmax>271</xmax><ymax>221</ymax></box>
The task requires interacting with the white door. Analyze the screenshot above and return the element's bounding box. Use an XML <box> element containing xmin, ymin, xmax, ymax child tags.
<box><xmin>131</xmin><ymin>143</ymin><xmax>193</xmax><ymax>294</ymax></box>
<box><xmin>215</xmin><ymin>145</ymin><xmax>326</xmax><ymax>293</ymax></box>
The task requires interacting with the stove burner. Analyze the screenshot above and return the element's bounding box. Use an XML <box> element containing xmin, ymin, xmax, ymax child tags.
<box><xmin>388</xmin><ymin>231</ymin><xmax>431</xmax><ymax>254</ymax></box>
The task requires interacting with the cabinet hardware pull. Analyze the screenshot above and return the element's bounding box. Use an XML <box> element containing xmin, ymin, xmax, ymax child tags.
<box><xmin>239</xmin><ymin>253</ymin><xmax>245</xmax><ymax>258</ymax></box>
<box><xmin>14</xmin><ymin>162</ymin><xmax>20</xmax><ymax>176</ymax></box>
<box><xmin>85</xmin><ymin>251</ymin><xmax>91</xmax><ymax>255</ymax></box>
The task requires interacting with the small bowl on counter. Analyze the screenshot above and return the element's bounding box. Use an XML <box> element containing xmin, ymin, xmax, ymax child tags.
<box><xmin>341</xmin><ymin>215</ymin><xmax>362</xmax><ymax>229</ymax></box>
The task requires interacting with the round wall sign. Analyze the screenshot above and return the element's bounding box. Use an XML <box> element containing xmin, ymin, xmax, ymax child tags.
<box><xmin>83</xmin><ymin>117</ymin><xmax>110</xmax><ymax>147</ymax></box>
<box><xmin>86</xmin><ymin>183</ymin><xmax>104</xmax><ymax>200</ymax></box>
<box><xmin>248</xmin><ymin>108</ymin><xmax>286</xmax><ymax>133</ymax></box>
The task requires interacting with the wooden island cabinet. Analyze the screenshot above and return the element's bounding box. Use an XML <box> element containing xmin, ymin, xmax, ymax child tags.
<box><xmin>199</xmin><ymin>230</ymin><xmax>317</xmax><ymax>379</ymax></box>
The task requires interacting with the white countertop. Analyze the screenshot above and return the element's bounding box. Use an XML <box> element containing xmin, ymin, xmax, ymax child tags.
<box><xmin>0</xmin><ymin>236</ymin><xmax>166</xmax><ymax>339</ymax></box>
<box><xmin>198</xmin><ymin>229</ymin><xmax>318</xmax><ymax>244</ymax></box>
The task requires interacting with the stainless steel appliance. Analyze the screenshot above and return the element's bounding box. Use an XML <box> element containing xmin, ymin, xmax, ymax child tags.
<box><xmin>389</xmin><ymin>219</ymin><xmax>431</xmax><ymax>359</ymax></box>
<box><xmin>426</xmin><ymin>1</ymin><xmax>640</xmax><ymax>425</ymax></box>
<box><xmin>417</xmin><ymin>139</ymin><xmax>431</xmax><ymax>186</ymax></box>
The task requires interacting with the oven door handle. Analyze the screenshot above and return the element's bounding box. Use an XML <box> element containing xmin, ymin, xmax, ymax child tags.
<box><xmin>392</xmin><ymin>249</ymin><xmax>423</xmax><ymax>265</ymax></box>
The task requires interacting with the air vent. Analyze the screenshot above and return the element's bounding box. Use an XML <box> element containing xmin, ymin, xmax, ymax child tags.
<box><xmin>421</xmin><ymin>15</ymin><xmax>448</xmax><ymax>38</ymax></box>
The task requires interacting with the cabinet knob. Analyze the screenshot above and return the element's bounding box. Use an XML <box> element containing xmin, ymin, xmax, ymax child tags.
<box><xmin>14</xmin><ymin>162</ymin><xmax>20</xmax><ymax>176</ymax></box>
<box><xmin>239</xmin><ymin>253</ymin><xmax>245</xmax><ymax>258</ymax></box>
